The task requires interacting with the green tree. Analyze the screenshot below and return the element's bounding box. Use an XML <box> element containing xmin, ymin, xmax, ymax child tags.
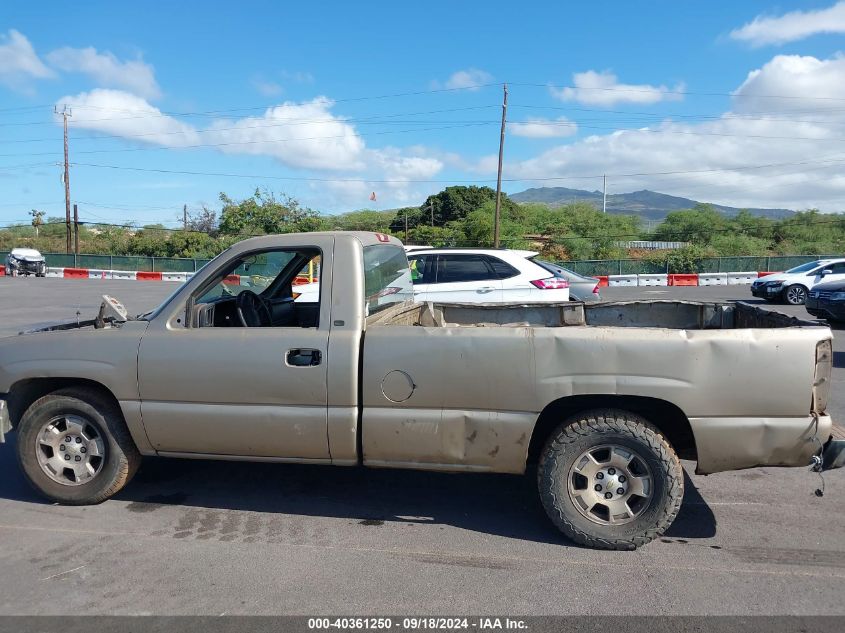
<box><xmin>653</xmin><ymin>204</ymin><xmax>726</xmax><ymax>245</ymax></box>
<box><xmin>29</xmin><ymin>209</ymin><xmax>45</xmax><ymax>236</ymax></box>
<box><xmin>217</xmin><ymin>189</ymin><xmax>320</xmax><ymax>236</ymax></box>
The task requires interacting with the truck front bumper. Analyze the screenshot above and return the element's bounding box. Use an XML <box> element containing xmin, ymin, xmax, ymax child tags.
<box><xmin>0</xmin><ymin>398</ymin><xmax>11</xmax><ymax>443</ymax></box>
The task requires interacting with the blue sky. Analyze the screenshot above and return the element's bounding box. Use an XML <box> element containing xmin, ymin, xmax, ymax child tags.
<box><xmin>3</xmin><ymin>1</ymin><xmax>845</xmax><ymax>227</ymax></box>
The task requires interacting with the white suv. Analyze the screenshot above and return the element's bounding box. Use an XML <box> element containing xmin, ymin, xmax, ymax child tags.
<box><xmin>750</xmin><ymin>258</ymin><xmax>845</xmax><ymax>305</ymax></box>
<box><xmin>407</xmin><ymin>249</ymin><xmax>570</xmax><ymax>303</ymax></box>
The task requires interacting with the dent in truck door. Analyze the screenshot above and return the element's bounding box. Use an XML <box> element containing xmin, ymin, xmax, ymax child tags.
<box><xmin>137</xmin><ymin>238</ymin><xmax>335</xmax><ymax>460</ymax></box>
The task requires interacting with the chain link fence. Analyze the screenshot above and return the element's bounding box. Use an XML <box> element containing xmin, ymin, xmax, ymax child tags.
<box><xmin>556</xmin><ymin>255</ymin><xmax>842</xmax><ymax>277</ymax></box>
<box><xmin>1</xmin><ymin>251</ymin><xmax>212</xmax><ymax>272</ymax></box>
<box><xmin>3</xmin><ymin>251</ymin><xmax>842</xmax><ymax>277</ymax></box>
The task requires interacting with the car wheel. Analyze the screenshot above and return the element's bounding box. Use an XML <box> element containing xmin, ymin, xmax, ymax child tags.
<box><xmin>537</xmin><ymin>408</ymin><xmax>683</xmax><ymax>550</ymax></box>
<box><xmin>15</xmin><ymin>388</ymin><xmax>141</xmax><ymax>504</ymax></box>
<box><xmin>784</xmin><ymin>285</ymin><xmax>808</xmax><ymax>305</ymax></box>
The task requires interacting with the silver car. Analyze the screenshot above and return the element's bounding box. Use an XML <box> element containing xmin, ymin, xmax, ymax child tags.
<box><xmin>531</xmin><ymin>258</ymin><xmax>602</xmax><ymax>302</ymax></box>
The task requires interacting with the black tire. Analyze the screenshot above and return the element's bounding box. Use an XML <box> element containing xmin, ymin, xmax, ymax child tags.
<box><xmin>16</xmin><ymin>388</ymin><xmax>141</xmax><ymax>504</ymax></box>
<box><xmin>783</xmin><ymin>284</ymin><xmax>808</xmax><ymax>305</ymax></box>
<box><xmin>537</xmin><ymin>409</ymin><xmax>683</xmax><ymax>550</ymax></box>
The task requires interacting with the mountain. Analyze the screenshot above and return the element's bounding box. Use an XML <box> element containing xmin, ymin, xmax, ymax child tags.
<box><xmin>510</xmin><ymin>187</ymin><xmax>795</xmax><ymax>221</ymax></box>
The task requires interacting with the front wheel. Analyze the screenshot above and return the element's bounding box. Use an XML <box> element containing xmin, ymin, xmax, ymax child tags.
<box><xmin>537</xmin><ymin>409</ymin><xmax>683</xmax><ymax>550</ymax></box>
<box><xmin>15</xmin><ymin>388</ymin><xmax>141</xmax><ymax>504</ymax></box>
<box><xmin>784</xmin><ymin>284</ymin><xmax>808</xmax><ymax>305</ymax></box>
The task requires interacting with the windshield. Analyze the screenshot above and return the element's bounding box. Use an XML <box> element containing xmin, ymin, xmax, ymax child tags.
<box><xmin>363</xmin><ymin>244</ymin><xmax>414</xmax><ymax>315</ymax></box>
<box><xmin>785</xmin><ymin>261</ymin><xmax>822</xmax><ymax>274</ymax></box>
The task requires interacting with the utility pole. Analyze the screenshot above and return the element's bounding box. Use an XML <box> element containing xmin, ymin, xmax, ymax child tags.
<box><xmin>602</xmin><ymin>174</ymin><xmax>607</xmax><ymax>214</ymax></box>
<box><xmin>404</xmin><ymin>208</ymin><xmax>409</xmax><ymax>243</ymax></box>
<box><xmin>430</xmin><ymin>200</ymin><xmax>435</xmax><ymax>227</ymax></box>
<box><xmin>493</xmin><ymin>83</ymin><xmax>508</xmax><ymax>248</ymax></box>
<box><xmin>73</xmin><ymin>204</ymin><xmax>79</xmax><ymax>263</ymax></box>
<box><xmin>183</xmin><ymin>204</ymin><xmax>188</xmax><ymax>230</ymax></box>
<box><xmin>57</xmin><ymin>105</ymin><xmax>72</xmax><ymax>253</ymax></box>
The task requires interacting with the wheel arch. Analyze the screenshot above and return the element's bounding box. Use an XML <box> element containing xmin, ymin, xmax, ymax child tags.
<box><xmin>6</xmin><ymin>378</ymin><xmax>122</xmax><ymax>429</ymax></box>
<box><xmin>527</xmin><ymin>394</ymin><xmax>697</xmax><ymax>467</ymax></box>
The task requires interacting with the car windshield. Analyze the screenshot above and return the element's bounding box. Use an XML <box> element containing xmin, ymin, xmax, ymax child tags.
<box><xmin>785</xmin><ymin>261</ymin><xmax>822</xmax><ymax>274</ymax></box>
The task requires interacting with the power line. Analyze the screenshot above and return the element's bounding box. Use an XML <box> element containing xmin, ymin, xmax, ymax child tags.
<box><xmin>64</xmin><ymin>154</ymin><xmax>845</xmax><ymax>184</ymax></box>
<box><xmin>0</xmin><ymin>122</ymin><xmax>496</xmax><ymax>159</ymax></box>
<box><xmin>0</xmin><ymin>106</ymin><xmax>501</xmax><ymax>140</ymax></box>
<box><xmin>510</xmin><ymin>81</ymin><xmax>845</xmax><ymax>102</ymax></box>
<box><xmin>0</xmin><ymin>84</ymin><xmax>501</xmax><ymax>127</ymax></box>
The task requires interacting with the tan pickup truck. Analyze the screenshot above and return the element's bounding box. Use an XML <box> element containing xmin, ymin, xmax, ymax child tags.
<box><xmin>0</xmin><ymin>232</ymin><xmax>841</xmax><ymax>550</ymax></box>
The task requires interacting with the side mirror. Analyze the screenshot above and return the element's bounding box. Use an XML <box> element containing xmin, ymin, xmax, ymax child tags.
<box><xmin>820</xmin><ymin>269</ymin><xmax>834</xmax><ymax>277</ymax></box>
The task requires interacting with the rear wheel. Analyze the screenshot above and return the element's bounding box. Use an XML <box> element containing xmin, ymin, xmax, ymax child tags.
<box><xmin>784</xmin><ymin>284</ymin><xmax>808</xmax><ymax>305</ymax></box>
<box><xmin>15</xmin><ymin>388</ymin><xmax>141</xmax><ymax>504</ymax></box>
<box><xmin>537</xmin><ymin>409</ymin><xmax>683</xmax><ymax>550</ymax></box>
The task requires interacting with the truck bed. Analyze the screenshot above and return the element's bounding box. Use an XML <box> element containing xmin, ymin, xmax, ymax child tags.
<box><xmin>368</xmin><ymin>299</ymin><xmax>823</xmax><ymax>330</ymax></box>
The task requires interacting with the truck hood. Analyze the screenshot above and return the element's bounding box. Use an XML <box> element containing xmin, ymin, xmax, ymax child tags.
<box><xmin>19</xmin><ymin>295</ymin><xmax>133</xmax><ymax>335</ymax></box>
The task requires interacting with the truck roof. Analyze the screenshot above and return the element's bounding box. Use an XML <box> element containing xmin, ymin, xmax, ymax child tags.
<box><xmin>223</xmin><ymin>231</ymin><xmax>403</xmax><ymax>254</ymax></box>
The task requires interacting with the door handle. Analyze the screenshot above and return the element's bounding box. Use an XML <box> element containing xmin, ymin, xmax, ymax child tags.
<box><xmin>286</xmin><ymin>348</ymin><xmax>322</xmax><ymax>367</ymax></box>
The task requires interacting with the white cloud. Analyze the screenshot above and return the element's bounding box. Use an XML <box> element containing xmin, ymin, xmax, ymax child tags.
<box><xmin>731</xmin><ymin>2</ymin><xmax>845</xmax><ymax>46</ymax></box>
<box><xmin>46</xmin><ymin>46</ymin><xmax>160</xmax><ymax>99</ymax></box>
<box><xmin>58</xmin><ymin>89</ymin><xmax>199</xmax><ymax>144</ymax></box>
<box><xmin>281</xmin><ymin>70</ymin><xmax>314</xmax><ymax>84</ymax></box>
<box><xmin>732</xmin><ymin>54</ymin><xmax>845</xmax><ymax>114</ymax></box>
<box><xmin>204</xmin><ymin>97</ymin><xmax>365</xmax><ymax>171</ymax></box>
<box><xmin>0</xmin><ymin>29</ymin><xmax>53</xmax><ymax>90</ymax></box>
<box><xmin>509</xmin><ymin>116</ymin><xmax>578</xmax><ymax>138</ymax></box>
<box><xmin>442</xmin><ymin>68</ymin><xmax>494</xmax><ymax>90</ymax></box>
<box><xmin>500</xmin><ymin>54</ymin><xmax>845</xmax><ymax>211</ymax></box>
<box><xmin>551</xmin><ymin>70</ymin><xmax>684</xmax><ymax>106</ymax></box>
<box><xmin>252</xmin><ymin>77</ymin><xmax>284</xmax><ymax>97</ymax></box>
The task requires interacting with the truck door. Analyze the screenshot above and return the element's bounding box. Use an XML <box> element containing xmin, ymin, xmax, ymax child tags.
<box><xmin>136</xmin><ymin>238</ymin><xmax>335</xmax><ymax>460</ymax></box>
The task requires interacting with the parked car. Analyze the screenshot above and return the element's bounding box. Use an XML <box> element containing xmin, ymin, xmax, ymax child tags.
<box><xmin>0</xmin><ymin>232</ymin><xmax>841</xmax><ymax>550</ymax></box>
<box><xmin>530</xmin><ymin>258</ymin><xmax>601</xmax><ymax>302</ymax></box>
<box><xmin>406</xmin><ymin>248</ymin><xmax>570</xmax><ymax>303</ymax></box>
<box><xmin>5</xmin><ymin>248</ymin><xmax>47</xmax><ymax>277</ymax></box>
<box><xmin>750</xmin><ymin>259</ymin><xmax>845</xmax><ymax>305</ymax></box>
<box><xmin>806</xmin><ymin>279</ymin><xmax>845</xmax><ymax>323</ymax></box>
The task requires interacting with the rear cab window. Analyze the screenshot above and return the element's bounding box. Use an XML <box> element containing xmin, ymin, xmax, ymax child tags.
<box><xmin>363</xmin><ymin>245</ymin><xmax>414</xmax><ymax>315</ymax></box>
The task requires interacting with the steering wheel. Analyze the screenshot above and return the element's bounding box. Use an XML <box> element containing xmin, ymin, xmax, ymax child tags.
<box><xmin>236</xmin><ymin>290</ymin><xmax>273</xmax><ymax>327</ymax></box>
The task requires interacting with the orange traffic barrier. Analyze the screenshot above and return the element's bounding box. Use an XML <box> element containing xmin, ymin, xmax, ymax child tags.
<box><xmin>136</xmin><ymin>271</ymin><xmax>163</xmax><ymax>281</ymax></box>
<box><xmin>758</xmin><ymin>271</ymin><xmax>781</xmax><ymax>277</ymax></box>
<box><xmin>596</xmin><ymin>275</ymin><xmax>609</xmax><ymax>288</ymax></box>
<box><xmin>668</xmin><ymin>273</ymin><xmax>698</xmax><ymax>286</ymax></box>
<box><xmin>222</xmin><ymin>274</ymin><xmax>240</xmax><ymax>285</ymax></box>
<box><xmin>0</xmin><ymin>265</ymin><xmax>4</xmax><ymax>276</ymax></box>
<box><xmin>63</xmin><ymin>267</ymin><xmax>89</xmax><ymax>279</ymax></box>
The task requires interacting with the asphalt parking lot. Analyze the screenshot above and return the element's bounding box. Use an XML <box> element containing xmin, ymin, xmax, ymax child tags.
<box><xmin>0</xmin><ymin>277</ymin><xmax>843</xmax><ymax>615</ymax></box>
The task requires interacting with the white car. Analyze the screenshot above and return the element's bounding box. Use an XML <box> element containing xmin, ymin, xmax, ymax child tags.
<box><xmin>406</xmin><ymin>248</ymin><xmax>569</xmax><ymax>303</ymax></box>
<box><xmin>5</xmin><ymin>247</ymin><xmax>47</xmax><ymax>277</ymax></box>
<box><xmin>750</xmin><ymin>258</ymin><xmax>845</xmax><ymax>305</ymax></box>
